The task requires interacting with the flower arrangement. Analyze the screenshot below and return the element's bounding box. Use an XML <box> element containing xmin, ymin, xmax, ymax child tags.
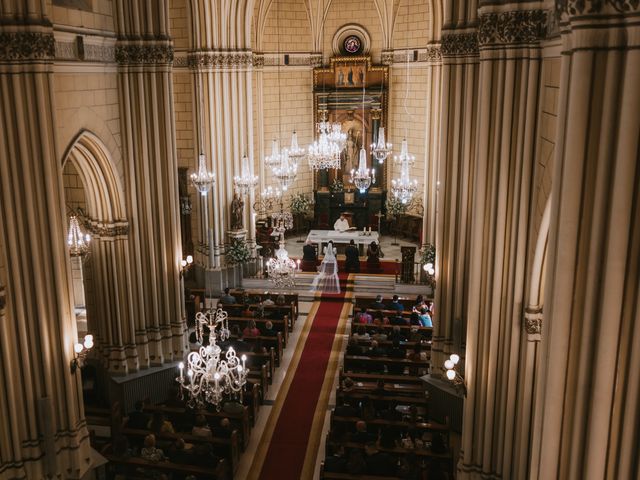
<box><xmin>421</xmin><ymin>243</ymin><xmax>436</xmax><ymax>289</ymax></box>
<box><xmin>386</xmin><ymin>196</ymin><xmax>408</xmax><ymax>218</ymax></box>
<box><xmin>329</xmin><ymin>178</ymin><xmax>344</xmax><ymax>193</ymax></box>
<box><xmin>289</xmin><ymin>193</ymin><xmax>313</xmax><ymax>216</ymax></box>
<box><xmin>227</xmin><ymin>239</ymin><xmax>251</xmax><ymax>265</ymax></box>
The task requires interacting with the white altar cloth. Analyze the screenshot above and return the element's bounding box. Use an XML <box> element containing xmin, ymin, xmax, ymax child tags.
<box><xmin>305</xmin><ymin>229</ymin><xmax>380</xmax><ymax>254</ymax></box>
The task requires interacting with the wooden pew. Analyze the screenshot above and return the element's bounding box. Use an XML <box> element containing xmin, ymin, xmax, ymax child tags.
<box><xmin>104</xmin><ymin>452</ymin><xmax>228</xmax><ymax>479</ymax></box>
<box><xmin>121</xmin><ymin>427</ymin><xmax>240</xmax><ymax>473</ymax></box>
<box><xmin>348</xmin><ymin>323</ymin><xmax>433</xmax><ymax>340</ymax></box>
<box><xmin>336</xmin><ymin>390</ymin><xmax>429</xmax><ymax>407</ymax></box>
<box><xmin>339</xmin><ymin>369</ymin><xmax>426</xmax><ymax>386</ymax></box>
<box><xmin>144</xmin><ymin>404</ymin><xmax>251</xmax><ymax>451</ymax></box>
<box><xmin>219</xmin><ymin>302</ymin><xmax>297</xmax><ymax>324</ymax></box>
<box><xmin>343</xmin><ymin>354</ymin><xmax>429</xmax><ymax>373</ymax></box>
<box><xmin>230</xmin><ymin>290</ymin><xmax>299</xmax><ymax>318</ymax></box>
<box><xmin>230</xmin><ymin>332</ymin><xmax>284</xmax><ymax>365</ymax></box>
<box><xmin>226</xmin><ymin>316</ymin><xmax>290</xmax><ymax>343</ymax></box>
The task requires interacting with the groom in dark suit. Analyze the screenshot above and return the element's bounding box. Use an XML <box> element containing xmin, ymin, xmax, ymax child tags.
<box><xmin>344</xmin><ymin>239</ymin><xmax>360</xmax><ymax>273</ymax></box>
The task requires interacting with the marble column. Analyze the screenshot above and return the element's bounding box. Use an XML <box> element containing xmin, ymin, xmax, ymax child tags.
<box><xmin>0</xmin><ymin>9</ymin><xmax>92</xmax><ymax>478</ymax></box>
<box><xmin>433</xmin><ymin>8</ymin><xmax>479</xmax><ymax>378</ymax></box>
<box><xmin>533</xmin><ymin>2</ymin><xmax>640</xmax><ymax>478</ymax></box>
<box><xmin>115</xmin><ymin>0</ymin><xmax>186</xmax><ymax>367</ymax></box>
<box><xmin>458</xmin><ymin>4</ymin><xmax>547</xmax><ymax>478</ymax></box>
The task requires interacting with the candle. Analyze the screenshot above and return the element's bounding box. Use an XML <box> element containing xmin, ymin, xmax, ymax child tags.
<box><xmin>241</xmin><ymin>354</ymin><xmax>246</xmax><ymax>371</ymax></box>
<box><xmin>179</xmin><ymin>362</ymin><xmax>184</xmax><ymax>381</ymax></box>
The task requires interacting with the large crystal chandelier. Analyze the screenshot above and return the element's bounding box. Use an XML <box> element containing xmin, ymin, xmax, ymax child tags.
<box><xmin>350</xmin><ymin>147</ymin><xmax>375</xmax><ymax>193</ymax></box>
<box><xmin>233</xmin><ymin>154</ymin><xmax>258</xmax><ymax>195</ymax></box>
<box><xmin>371</xmin><ymin>126</ymin><xmax>392</xmax><ymax>163</ymax></box>
<box><xmin>327</xmin><ymin>122</ymin><xmax>347</xmax><ymax>152</ymax></box>
<box><xmin>176</xmin><ymin>308</ymin><xmax>248</xmax><ymax>410</ymax></box>
<box><xmin>272</xmin><ymin>149</ymin><xmax>298</xmax><ymax>191</ymax></box>
<box><xmin>391</xmin><ymin>149</ymin><xmax>418</xmax><ymax>204</ymax></box>
<box><xmin>307</xmin><ymin>122</ymin><xmax>341</xmax><ymax>170</ymax></box>
<box><xmin>191</xmin><ymin>153</ymin><xmax>215</xmax><ymax>195</ymax></box>
<box><xmin>67</xmin><ymin>215</ymin><xmax>91</xmax><ymax>257</ymax></box>
<box><xmin>287</xmin><ymin>131</ymin><xmax>306</xmax><ymax>164</ymax></box>
<box><xmin>393</xmin><ymin>138</ymin><xmax>415</xmax><ymax>166</ymax></box>
<box><xmin>264</xmin><ymin>139</ymin><xmax>283</xmax><ymax>169</ymax></box>
<box><xmin>266</xmin><ymin>238</ymin><xmax>297</xmax><ymax>288</ymax></box>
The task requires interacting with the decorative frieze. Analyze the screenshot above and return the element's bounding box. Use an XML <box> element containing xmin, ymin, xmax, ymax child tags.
<box><xmin>252</xmin><ymin>53</ymin><xmax>265</xmax><ymax>68</ymax></box>
<box><xmin>441</xmin><ymin>32</ymin><xmax>479</xmax><ymax>57</ymax></box>
<box><xmin>84</xmin><ymin>219</ymin><xmax>130</xmax><ymax>238</ymax></box>
<box><xmin>381</xmin><ymin>47</ymin><xmax>442</xmax><ymax>65</ymax></box>
<box><xmin>188</xmin><ymin>51</ymin><xmax>253</xmax><ymax>69</ymax></box>
<box><xmin>524</xmin><ymin>306</ymin><xmax>543</xmax><ymax>338</ymax></box>
<box><xmin>478</xmin><ymin>10</ymin><xmax>548</xmax><ymax>46</ymax></box>
<box><xmin>55</xmin><ymin>40</ymin><xmax>115</xmax><ymax>63</ymax></box>
<box><xmin>556</xmin><ymin>0</ymin><xmax>640</xmax><ymax>15</ymax></box>
<box><xmin>309</xmin><ymin>53</ymin><xmax>323</xmax><ymax>68</ymax></box>
<box><xmin>115</xmin><ymin>43</ymin><xmax>174</xmax><ymax>65</ymax></box>
<box><xmin>0</xmin><ymin>32</ymin><xmax>55</xmax><ymax>61</ymax></box>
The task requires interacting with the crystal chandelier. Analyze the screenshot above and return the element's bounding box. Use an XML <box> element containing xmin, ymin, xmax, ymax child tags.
<box><xmin>264</xmin><ymin>138</ymin><xmax>283</xmax><ymax>169</ymax></box>
<box><xmin>327</xmin><ymin>122</ymin><xmax>347</xmax><ymax>152</ymax></box>
<box><xmin>350</xmin><ymin>147</ymin><xmax>375</xmax><ymax>193</ymax></box>
<box><xmin>272</xmin><ymin>149</ymin><xmax>298</xmax><ymax>191</ymax></box>
<box><xmin>176</xmin><ymin>308</ymin><xmax>248</xmax><ymax>410</ymax></box>
<box><xmin>391</xmin><ymin>157</ymin><xmax>418</xmax><ymax>204</ymax></box>
<box><xmin>191</xmin><ymin>153</ymin><xmax>215</xmax><ymax>195</ymax></box>
<box><xmin>307</xmin><ymin>123</ymin><xmax>341</xmax><ymax>171</ymax></box>
<box><xmin>371</xmin><ymin>126</ymin><xmax>392</xmax><ymax>163</ymax></box>
<box><xmin>253</xmin><ymin>186</ymin><xmax>282</xmax><ymax>219</ymax></box>
<box><xmin>233</xmin><ymin>154</ymin><xmax>258</xmax><ymax>195</ymax></box>
<box><xmin>266</xmin><ymin>239</ymin><xmax>297</xmax><ymax>288</ymax></box>
<box><xmin>287</xmin><ymin>131</ymin><xmax>306</xmax><ymax>164</ymax></box>
<box><xmin>67</xmin><ymin>215</ymin><xmax>91</xmax><ymax>257</ymax></box>
<box><xmin>271</xmin><ymin>210</ymin><xmax>294</xmax><ymax>233</ymax></box>
<box><xmin>393</xmin><ymin>138</ymin><xmax>415</xmax><ymax>166</ymax></box>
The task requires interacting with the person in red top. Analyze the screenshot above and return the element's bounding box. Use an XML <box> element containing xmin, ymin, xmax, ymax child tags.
<box><xmin>354</xmin><ymin>307</ymin><xmax>372</xmax><ymax>324</ymax></box>
<box><xmin>243</xmin><ymin>319</ymin><xmax>260</xmax><ymax>337</ymax></box>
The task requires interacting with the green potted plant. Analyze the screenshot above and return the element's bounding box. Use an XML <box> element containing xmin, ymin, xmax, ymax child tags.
<box><xmin>289</xmin><ymin>193</ymin><xmax>314</xmax><ymax>241</ymax></box>
<box><xmin>385</xmin><ymin>196</ymin><xmax>408</xmax><ymax>245</ymax></box>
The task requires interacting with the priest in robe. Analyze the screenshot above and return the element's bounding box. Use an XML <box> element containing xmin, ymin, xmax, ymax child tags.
<box><xmin>334</xmin><ymin>214</ymin><xmax>350</xmax><ymax>232</ymax></box>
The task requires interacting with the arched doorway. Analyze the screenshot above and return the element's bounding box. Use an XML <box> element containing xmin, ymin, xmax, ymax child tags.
<box><xmin>62</xmin><ymin>131</ymin><xmax>139</xmax><ymax>376</ymax></box>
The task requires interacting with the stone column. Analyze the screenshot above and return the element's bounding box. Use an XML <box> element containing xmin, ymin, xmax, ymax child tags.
<box><xmin>115</xmin><ymin>0</ymin><xmax>186</xmax><ymax>366</ymax></box>
<box><xmin>433</xmin><ymin>12</ymin><xmax>479</xmax><ymax>378</ymax></box>
<box><xmin>0</xmin><ymin>11</ymin><xmax>92</xmax><ymax>478</ymax></box>
<box><xmin>458</xmin><ymin>4</ymin><xmax>547</xmax><ymax>478</ymax></box>
<box><xmin>533</xmin><ymin>2</ymin><xmax>640</xmax><ymax>479</ymax></box>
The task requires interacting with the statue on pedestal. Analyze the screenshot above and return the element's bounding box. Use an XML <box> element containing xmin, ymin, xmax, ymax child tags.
<box><xmin>231</xmin><ymin>193</ymin><xmax>244</xmax><ymax>231</ymax></box>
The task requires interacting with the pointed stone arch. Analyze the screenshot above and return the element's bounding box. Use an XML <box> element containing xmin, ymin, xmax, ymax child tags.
<box><xmin>62</xmin><ymin>130</ymin><xmax>140</xmax><ymax>375</ymax></box>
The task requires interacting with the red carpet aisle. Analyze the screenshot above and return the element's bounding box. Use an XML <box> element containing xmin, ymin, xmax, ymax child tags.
<box><xmin>257</xmin><ymin>275</ymin><xmax>348</xmax><ymax>479</ymax></box>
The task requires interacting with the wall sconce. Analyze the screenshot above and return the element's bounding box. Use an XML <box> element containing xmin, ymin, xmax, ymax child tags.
<box><xmin>443</xmin><ymin>353</ymin><xmax>466</xmax><ymax>396</ymax></box>
<box><xmin>423</xmin><ymin>262</ymin><xmax>435</xmax><ymax>276</ymax></box>
<box><xmin>180</xmin><ymin>255</ymin><xmax>194</xmax><ymax>278</ymax></box>
<box><xmin>71</xmin><ymin>334</ymin><xmax>94</xmax><ymax>373</ymax></box>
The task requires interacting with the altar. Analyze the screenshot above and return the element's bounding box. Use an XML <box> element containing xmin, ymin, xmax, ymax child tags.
<box><xmin>306</xmin><ymin>229</ymin><xmax>380</xmax><ymax>256</ymax></box>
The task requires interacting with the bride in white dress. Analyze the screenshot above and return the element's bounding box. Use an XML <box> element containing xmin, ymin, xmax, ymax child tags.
<box><xmin>310</xmin><ymin>241</ymin><xmax>340</xmax><ymax>293</ymax></box>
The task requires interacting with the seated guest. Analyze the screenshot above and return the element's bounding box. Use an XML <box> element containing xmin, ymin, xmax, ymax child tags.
<box><xmin>419</xmin><ymin>307</ymin><xmax>433</xmax><ymax>327</ymax></box>
<box><xmin>369</xmin><ymin>294</ymin><xmax>386</xmax><ymax>310</ymax></box>
<box><xmin>262</xmin><ymin>320</ymin><xmax>278</xmax><ymax>337</ymax></box>
<box><xmin>243</xmin><ymin>319</ymin><xmax>260</xmax><ymax>338</ymax></box>
<box><xmin>372</xmin><ymin>311</ymin><xmax>384</xmax><ymax>326</ymax></box>
<box><xmin>341</xmin><ymin>376</ymin><xmax>355</xmax><ymax>392</ymax></box>
<box><xmin>140</xmin><ymin>434</ymin><xmax>166</xmax><ymax>462</ymax></box>
<box><xmin>364</xmin><ymin>442</ymin><xmax>397</xmax><ymax>476</ymax></box>
<box><xmin>241</xmin><ymin>303</ymin><xmax>252</xmax><ymax>317</ymax></box>
<box><xmin>219</xmin><ymin>287</ymin><xmax>237</xmax><ymax>305</ymax></box>
<box><xmin>335</xmin><ymin>398</ymin><xmax>358</xmax><ymax>417</ymax></box>
<box><xmin>275</xmin><ymin>294</ymin><xmax>286</xmax><ymax>306</ymax></box>
<box><xmin>413</xmin><ymin>294</ymin><xmax>425</xmax><ymax>310</ymax></box>
<box><xmin>213</xmin><ymin>417</ymin><xmax>233</xmax><ymax>438</ymax></box>
<box><xmin>367</xmin><ymin>340</ymin><xmax>386</xmax><ymax>357</ymax></box>
<box><xmin>346</xmin><ymin>337</ymin><xmax>365</xmax><ymax>355</ymax></box>
<box><xmin>351</xmin><ymin>420</ymin><xmax>376</xmax><ymax>444</ymax></box>
<box><xmin>192</xmin><ymin>443</ymin><xmax>220</xmax><ymax>468</ymax></box>
<box><xmin>301</xmin><ymin>240</ymin><xmax>318</xmax><ymax>271</ymax></box>
<box><xmin>391</xmin><ymin>314</ymin><xmax>408</xmax><ymax>326</ymax></box>
<box><xmin>148</xmin><ymin>412</ymin><xmax>174</xmax><ymax>435</ymax></box>
<box><xmin>191</xmin><ymin>414</ymin><xmax>213</xmax><ymax>437</ymax></box>
<box><xmin>167</xmin><ymin>438</ymin><xmax>193</xmax><ymax>464</ymax></box>
<box><xmin>262</xmin><ymin>295</ymin><xmax>275</xmax><ymax>306</ymax></box>
<box><xmin>344</xmin><ymin>239</ymin><xmax>360</xmax><ymax>273</ymax></box>
<box><xmin>371</xmin><ymin>329</ymin><xmax>388</xmax><ymax>342</ymax></box>
<box><xmin>389</xmin><ymin>325</ymin><xmax>407</xmax><ymax>342</ymax></box>
<box><xmin>126</xmin><ymin>400</ymin><xmax>149</xmax><ymax>429</ymax></box>
<box><xmin>389</xmin><ymin>294</ymin><xmax>405</xmax><ymax>312</ymax></box>
<box><xmin>230</xmin><ymin>326</ymin><xmax>250</xmax><ymax>352</ymax></box>
<box><xmin>354</xmin><ymin>307</ymin><xmax>372</xmax><ymax>324</ymax></box>
<box><xmin>409</xmin><ymin>312</ymin><xmax>422</xmax><ymax>326</ymax></box>
<box><xmin>388</xmin><ymin>340</ymin><xmax>406</xmax><ymax>375</ymax></box>
<box><xmin>408</xmin><ymin>326</ymin><xmax>423</xmax><ymax>343</ymax></box>
<box><xmin>352</xmin><ymin>325</ymin><xmax>370</xmax><ymax>341</ymax></box>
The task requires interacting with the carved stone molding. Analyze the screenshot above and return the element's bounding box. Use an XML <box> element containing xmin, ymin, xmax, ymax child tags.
<box><xmin>0</xmin><ymin>32</ymin><xmax>55</xmax><ymax>61</ymax></box>
<box><xmin>524</xmin><ymin>306</ymin><xmax>543</xmax><ymax>339</ymax></box>
<box><xmin>441</xmin><ymin>32</ymin><xmax>479</xmax><ymax>57</ymax></box>
<box><xmin>381</xmin><ymin>50</ymin><xmax>394</xmax><ymax>65</ymax></box>
<box><xmin>55</xmin><ymin>40</ymin><xmax>115</xmax><ymax>63</ymax></box>
<box><xmin>556</xmin><ymin>0</ymin><xmax>640</xmax><ymax>15</ymax></box>
<box><xmin>478</xmin><ymin>10</ymin><xmax>548</xmax><ymax>46</ymax></box>
<box><xmin>252</xmin><ymin>53</ymin><xmax>265</xmax><ymax>68</ymax></box>
<box><xmin>188</xmin><ymin>51</ymin><xmax>253</xmax><ymax>69</ymax></box>
<box><xmin>381</xmin><ymin>46</ymin><xmax>442</xmax><ymax>64</ymax></box>
<box><xmin>310</xmin><ymin>53</ymin><xmax>323</xmax><ymax>68</ymax></box>
<box><xmin>115</xmin><ymin>43</ymin><xmax>174</xmax><ymax>65</ymax></box>
<box><xmin>84</xmin><ymin>219</ymin><xmax>130</xmax><ymax>238</ymax></box>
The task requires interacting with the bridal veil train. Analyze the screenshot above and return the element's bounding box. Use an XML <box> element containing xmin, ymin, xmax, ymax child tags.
<box><xmin>310</xmin><ymin>241</ymin><xmax>340</xmax><ymax>293</ymax></box>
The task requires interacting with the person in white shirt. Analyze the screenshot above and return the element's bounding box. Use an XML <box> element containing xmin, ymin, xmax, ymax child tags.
<box><xmin>334</xmin><ymin>214</ymin><xmax>350</xmax><ymax>232</ymax></box>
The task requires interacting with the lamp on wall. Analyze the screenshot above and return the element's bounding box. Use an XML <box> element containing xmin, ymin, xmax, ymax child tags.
<box><xmin>70</xmin><ymin>334</ymin><xmax>94</xmax><ymax>373</ymax></box>
<box><xmin>180</xmin><ymin>255</ymin><xmax>194</xmax><ymax>278</ymax></box>
<box><xmin>443</xmin><ymin>353</ymin><xmax>466</xmax><ymax>396</ymax></box>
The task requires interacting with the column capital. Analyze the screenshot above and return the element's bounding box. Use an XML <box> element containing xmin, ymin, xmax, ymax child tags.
<box><xmin>524</xmin><ymin>305</ymin><xmax>543</xmax><ymax>340</ymax></box>
<box><xmin>115</xmin><ymin>38</ymin><xmax>174</xmax><ymax>65</ymax></box>
<box><xmin>478</xmin><ymin>9</ymin><xmax>548</xmax><ymax>47</ymax></box>
<box><xmin>0</xmin><ymin>30</ymin><xmax>55</xmax><ymax>62</ymax></box>
<box><xmin>187</xmin><ymin>50</ymin><xmax>254</xmax><ymax>70</ymax></box>
<box><xmin>441</xmin><ymin>31</ymin><xmax>479</xmax><ymax>57</ymax></box>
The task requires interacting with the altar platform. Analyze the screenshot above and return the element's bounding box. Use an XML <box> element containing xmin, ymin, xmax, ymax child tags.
<box><xmin>305</xmin><ymin>229</ymin><xmax>380</xmax><ymax>255</ymax></box>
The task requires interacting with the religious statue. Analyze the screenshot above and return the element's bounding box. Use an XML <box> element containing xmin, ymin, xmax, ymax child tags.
<box><xmin>344</xmin><ymin>128</ymin><xmax>359</xmax><ymax>173</ymax></box>
<box><xmin>231</xmin><ymin>193</ymin><xmax>244</xmax><ymax>230</ymax></box>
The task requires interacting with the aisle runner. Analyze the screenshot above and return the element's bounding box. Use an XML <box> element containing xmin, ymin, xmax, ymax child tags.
<box><xmin>256</xmin><ymin>275</ymin><xmax>349</xmax><ymax>479</ymax></box>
